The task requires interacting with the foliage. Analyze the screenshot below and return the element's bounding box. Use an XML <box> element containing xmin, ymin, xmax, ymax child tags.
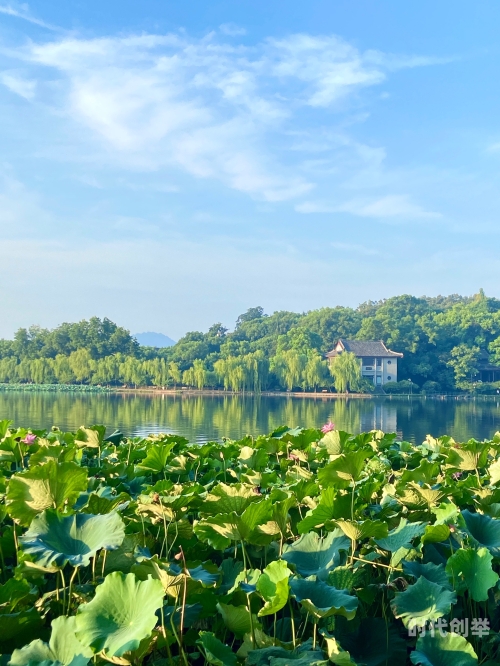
<box><xmin>328</xmin><ymin>352</ymin><xmax>361</xmax><ymax>393</ymax></box>
<box><xmin>2</xmin><ymin>291</ymin><xmax>500</xmax><ymax>391</ymax></box>
<box><xmin>1</xmin><ymin>421</ymin><xmax>500</xmax><ymax>664</ymax></box>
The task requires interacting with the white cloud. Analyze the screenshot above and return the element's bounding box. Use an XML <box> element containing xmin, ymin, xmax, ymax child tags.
<box><xmin>0</xmin><ymin>71</ymin><xmax>36</xmax><ymax>99</ymax></box>
<box><xmin>0</xmin><ymin>3</ymin><xmax>59</xmax><ymax>30</ymax></box>
<box><xmin>1</xmin><ymin>29</ymin><xmax>448</xmax><ymax>203</ymax></box>
<box><xmin>219</xmin><ymin>23</ymin><xmax>246</xmax><ymax>37</ymax></box>
<box><xmin>331</xmin><ymin>242</ymin><xmax>379</xmax><ymax>256</ymax></box>
<box><xmin>341</xmin><ymin>195</ymin><xmax>441</xmax><ymax>219</ymax></box>
<box><xmin>296</xmin><ymin>194</ymin><xmax>440</xmax><ymax>219</ymax></box>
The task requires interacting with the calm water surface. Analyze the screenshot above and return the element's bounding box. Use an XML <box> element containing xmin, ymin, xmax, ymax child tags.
<box><xmin>1</xmin><ymin>392</ymin><xmax>500</xmax><ymax>443</ymax></box>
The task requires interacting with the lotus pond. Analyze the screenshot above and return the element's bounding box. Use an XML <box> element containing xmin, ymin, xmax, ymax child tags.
<box><xmin>1</xmin><ymin>421</ymin><xmax>500</xmax><ymax>666</ymax></box>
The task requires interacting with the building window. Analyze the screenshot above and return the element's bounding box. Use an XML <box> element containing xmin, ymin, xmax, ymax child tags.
<box><xmin>387</xmin><ymin>360</ymin><xmax>392</xmax><ymax>365</ymax></box>
<box><xmin>387</xmin><ymin>376</ymin><xmax>392</xmax><ymax>381</ymax></box>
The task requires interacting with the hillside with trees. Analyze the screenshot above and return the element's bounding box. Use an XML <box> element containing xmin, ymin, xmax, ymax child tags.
<box><xmin>1</xmin><ymin>291</ymin><xmax>500</xmax><ymax>393</ymax></box>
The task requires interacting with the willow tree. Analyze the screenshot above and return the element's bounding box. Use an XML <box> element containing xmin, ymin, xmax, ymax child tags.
<box><xmin>303</xmin><ymin>352</ymin><xmax>328</xmax><ymax>391</ymax></box>
<box><xmin>329</xmin><ymin>351</ymin><xmax>361</xmax><ymax>393</ymax></box>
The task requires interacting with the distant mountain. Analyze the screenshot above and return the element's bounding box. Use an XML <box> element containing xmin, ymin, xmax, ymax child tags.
<box><xmin>134</xmin><ymin>332</ymin><xmax>176</xmax><ymax>348</ymax></box>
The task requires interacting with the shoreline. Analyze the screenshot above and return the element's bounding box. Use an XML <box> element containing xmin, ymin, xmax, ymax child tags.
<box><xmin>0</xmin><ymin>385</ymin><xmax>498</xmax><ymax>400</ymax></box>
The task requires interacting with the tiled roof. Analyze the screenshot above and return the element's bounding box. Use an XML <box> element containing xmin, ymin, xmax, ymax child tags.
<box><xmin>326</xmin><ymin>339</ymin><xmax>403</xmax><ymax>358</ymax></box>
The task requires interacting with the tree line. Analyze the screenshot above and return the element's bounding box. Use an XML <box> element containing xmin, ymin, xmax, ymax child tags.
<box><xmin>1</xmin><ymin>291</ymin><xmax>500</xmax><ymax>392</ymax></box>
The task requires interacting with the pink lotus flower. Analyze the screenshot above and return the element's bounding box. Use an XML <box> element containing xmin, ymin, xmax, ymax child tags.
<box><xmin>321</xmin><ymin>421</ymin><xmax>335</xmax><ymax>434</ymax></box>
<box><xmin>21</xmin><ymin>434</ymin><xmax>36</xmax><ymax>445</ymax></box>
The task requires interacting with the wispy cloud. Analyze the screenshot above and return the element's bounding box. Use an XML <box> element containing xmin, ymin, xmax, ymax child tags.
<box><xmin>1</xmin><ymin>29</ymin><xmax>449</xmax><ymax>203</ymax></box>
<box><xmin>219</xmin><ymin>23</ymin><xmax>246</xmax><ymax>36</ymax></box>
<box><xmin>331</xmin><ymin>242</ymin><xmax>379</xmax><ymax>256</ymax></box>
<box><xmin>0</xmin><ymin>71</ymin><xmax>35</xmax><ymax>99</ymax></box>
<box><xmin>0</xmin><ymin>3</ymin><xmax>60</xmax><ymax>31</ymax></box>
<box><xmin>296</xmin><ymin>194</ymin><xmax>440</xmax><ymax>219</ymax></box>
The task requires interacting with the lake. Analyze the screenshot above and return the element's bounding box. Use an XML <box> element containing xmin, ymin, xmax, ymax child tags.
<box><xmin>1</xmin><ymin>391</ymin><xmax>500</xmax><ymax>443</ymax></box>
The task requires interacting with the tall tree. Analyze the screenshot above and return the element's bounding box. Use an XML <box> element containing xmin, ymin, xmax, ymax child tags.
<box><xmin>329</xmin><ymin>352</ymin><xmax>361</xmax><ymax>393</ymax></box>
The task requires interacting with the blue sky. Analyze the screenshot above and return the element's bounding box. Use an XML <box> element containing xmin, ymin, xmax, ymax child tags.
<box><xmin>1</xmin><ymin>1</ymin><xmax>500</xmax><ymax>340</ymax></box>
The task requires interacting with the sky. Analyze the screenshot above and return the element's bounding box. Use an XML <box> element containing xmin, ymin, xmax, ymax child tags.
<box><xmin>1</xmin><ymin>1</ymin><xmax>500</xmax><ymax>340</ymax></box>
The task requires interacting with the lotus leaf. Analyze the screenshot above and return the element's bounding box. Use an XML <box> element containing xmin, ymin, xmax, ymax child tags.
<box><xmin>462</xmin><ymin>509</ymin><xmax>500</xmax><ymax>556</ymax></box>
<box><xmin>197</xmin><ymin>631</ymin><xmax>237</xmax><ymax>666</ymax></box>
<box><xmin>332</xmin><ymin>617</ymin><xmax>407</xmax><ymax>666</ymax></box>
<box><xmin>20</xmin><ymin>510</ymin><xmax>125</xmax><ymax>568</ymax></box>
<box><xmin>391</xmin><ymin>577</ymin><xmax>456</xmax><ymax>628</ymax></box>
<box><xmin>216</xmin><ymin>602</ymin><xmax>261</xmax><ymax>638</ymax></box>
<box><xmin>317</xmin><ymin>449</ymin><xmax>373</xmax><ymax>488</ymax></box>
<box><xmin>6</xmin><ymin>461</ymin><xmax>87</xmax><ymax>526</ymax></box>
<box><xmin>256</xmin><ymin>560</ymin><xmax>291</xmax><ymax>616</ymax></box>
<box><xmin>282</xmin><ymin>530</ymin><xmax>350</xmax><ymax>580</ymax></box>
<box><xmin>410</xmin><ymin>632</ymin><xmax>478</xmax><ymax>666</ymax></box>
<box><xmin>335</xmin><ymin>519</ymin><xmax>388</xmax><ymax>542</ymax></box>
<box><xmin>9</xmin><ymin>616</ymin><xmax>92</xmax><ymax>666</ymax></box>
<box><xmin>289</xmin><ymin>578</ymin><xmax>358</xmax><ymax>620</ymax></box>
<box><xmin>75</xmin><ymin>572</ymin><xmax>164</xmax><ymax>657</ymax></box>
<box><xmin>445</xmin><ymin>547</ymin><xmax>499</xmax><ymax>601</ymax></box>
<box><xmin>375</xmin><ymin>517</ymin><xmax>427</xmax><ymax>552</ymax></box>
<box><xmin>402</xmin><ymin>561</ymin><xmax>451</xmax><ymax>590</ymax></box>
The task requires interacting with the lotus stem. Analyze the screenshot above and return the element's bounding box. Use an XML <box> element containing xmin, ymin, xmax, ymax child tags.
<box><xmin>247</xmin><ymin>596</ymin><xmax>256</xmax><ymax>648</ymax></box>
<box><xmin>60</xmin><ymin>567</ymin><xmax>66</xmax><ymax>612</ymax></box>
<box><xmin>313</xmin><ymin>622</ymin><xmax>317</xmax><ymax>650</ymax></box>
<box><xmin>288</xmin><ymin>599</ymin><xmax>296</xmax><ymax>649</ymax></box>
<box><xmin>101</xmin><ymin>549</ymin><xmax>107</xmax><ymax>579</ymax></box>
<box><xmin>68</xmin><ymin>566</ymin><xmax>78</xmax><ymax>614</ymax></box>
<box><xmin>351</xmin><ymin>555</ymin><xmax>402</xmax><ymax>572</ymax></box>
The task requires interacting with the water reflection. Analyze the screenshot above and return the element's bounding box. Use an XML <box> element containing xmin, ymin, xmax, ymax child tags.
<box><xmin>0</xmin><ymin>393</ymin><xmax>499</xmax><ymax>443</ymax></box>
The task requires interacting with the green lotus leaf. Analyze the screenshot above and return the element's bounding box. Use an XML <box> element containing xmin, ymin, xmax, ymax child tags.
<box><xmin>402</xmin><ymin>561</ymin><xmax>451</xmax><ymax>590</ymax></box>
<box><xmin>317</xmin><ymin>449</ymin><xmax>374</xmax><ymax>488</ymax></box>
<box><xmin>327</xmin><ymin>566</ymin><xmax>359</xmax><ymax>593</ymax></box>
<box><xmin>391</xmin><ymin>577</ymin><xmax>456</xmax><ymax>628</ymax></box>
<box><xmin>8</xmin><ymin>616</ymin><xmax>92</xmax><ymax>666</ymax></box>
<box><xmin>445</xmin><ymin>547</ymin><xmax>499</xmax><ymax>601</ymax></box>
<box><xmin>20</xmin><ymin>510</ymin><xmax>125</xmax><ymax>568</ymax></box>
<box><xmin>228</xmin><ymin>568</ymin><xmax>261</xmax><ymax>594</ymax></box>
<box><xmin>256</xmin><ymin>560</ymin><xmax>291</xmax><ymax>616</ymax></box>
<box><xmin>282</xmin><ymin>530</ymin><xmax>350</xmax><ymax>580</ymax></box>
<box><xmin>333</xmin><ymin>617</ymin><xmax>407</xmax><ymax>666</ymax></box>
<box><xmin>75</xmin><ymin>427</ymin><xmax>102</xmax><ymax>448</ymax></box>
<box><xmin>197</xmin><ymin>631</ymin><xmax>237</xmax><ymax>666</ymax></box>
<box><xmin>137</xmin><ymin>442</ymin><xmax>177</xmax><ymax>473</ymax></box>
<box><xmin>194</xmin><ymin>513</ymin><xmax>239</xmax><ymax>550</ymax></box>
<box><xmin>0</xmin><ymin>608</ymin><xmax>43</xmax><ymax>653</ymax></box>
<box><xmin>432</xmin><ymin>503</ymin><xmax>459</xmax><ymax>525</ymax></box>
<box><xmin>488</xmin><ymin>458</ymin><xmax>500</xmax><ymax>485</ymax></box>
<box><xmin>219</xmin><ymin>558</ymin><xmax>245</xmax><ymax>594</ymax></box>
<box><xmin>0</xmin><ymin>578</ymin><xmax>34</xmax><ymax>610</ymax></box>
<box><xmin>446</xmin><ymin>441</ymin><xmax>489</xmax><ymax>472</ymax></box>
<box><xmin>335</xmin><ymin>519</ymin><xmax>388</xmax><ymax>542</ymax></box>
<box><xmin>75</xmin><ymin>572</ymin><xmax>164</xmax><ymax>657</ymax></box>
<box><xmin>462</xmin><ymin>510</ymin><xmax>500</xmax><ymax>556</ymax></box>
<box><xmin>410</xmin><ymin>632</ymin><xmax>478</xmax><ymax>666</ymax></box>
<box><xmin>297</xmin><ymin>487</ymin><xmax>336</xmax><ymax>534</ymax></box>
<box><xmin>202</xmin><ymin>483</ymin><xmax>262</xmax><ymax>515</ymax></box>
<box><xmin>319</xmin><ymin>430</ymin><xmax>352</xmax><ymax>455</ymax></box>
<box><xmin>6</xmin><ymin>461</ymin><xmax>88</xmax><ymax>526</ymax></box>
<box><xmin>375</xmin><ymin>518</ymin><xmax>427</xmax><ymax>552</ymax></box>
<box><xmin>216</xmin><ymin>602</ymin><xmax>261</xmax><ymax>638</ymax></box>
<box><xmin>422</xmin><ymin>524</ymin><xmax>451</xmax><ymax>544</ymax></box>
<box><xmin>168</xmin><ymin>563</ymin><xmax>220</xmax><ymax>588</ymax></box>
<box><xmin>195</xmin><ymin>500</ymin><xmax>274</xmax><ymax>549</ymax></box>
<box><xmin>323</xmin><ymin>635</ymin><xmax>357</xmax><ymax>666</ymax></box>
<box><xmin>289</xmin><ymin>578</ymin><xmax>358</xmax><ymax>620</ymax></box>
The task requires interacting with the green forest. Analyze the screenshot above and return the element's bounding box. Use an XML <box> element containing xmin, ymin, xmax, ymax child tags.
<box><xmin>2</xmin><ymin>291</ymin><xmax>500</xmax><ymax>393</ymax></box>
